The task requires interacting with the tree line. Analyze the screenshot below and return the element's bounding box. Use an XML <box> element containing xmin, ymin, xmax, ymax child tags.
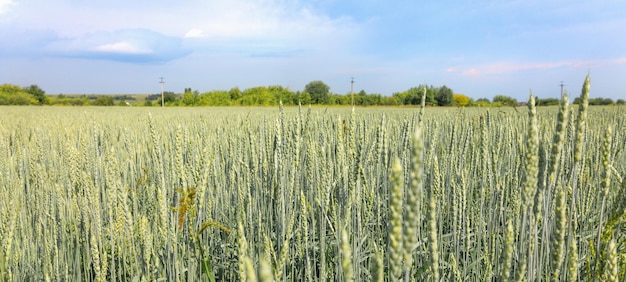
<box><xmin>1</xmin><ymin>82</ymin><xmax>624</xmax><ymax>107</ymax></box>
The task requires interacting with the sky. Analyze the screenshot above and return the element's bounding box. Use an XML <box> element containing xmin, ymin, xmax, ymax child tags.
<box><xmin>1</xmin><ymin>0</ymin><xmax>625</xmax><ymax>101</ymax></box>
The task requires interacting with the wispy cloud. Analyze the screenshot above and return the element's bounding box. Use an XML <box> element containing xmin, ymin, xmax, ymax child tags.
<box><xmin>451</xmin><ymin>57</ymin><xmax>626</xmax><ymax>77</ymax></box>
<box><xmin>93</xmin><ymin>42</ymin><xmax>152</xmax><ymax>54</ymax></box>
<box><xmin>43</xmin><ymin>29</ymin><xmax>190</xmax><ymax>63</ymax></box>
<box><xmin>463</xmin><ymin>68</ymin><xmax>481</xmax><ymax>76</ymax></box>
<box><xmin>177</xmin><ymin>2</ymin><xmax>359</xmax><ymax>59</ymax></box>
<box><xmin>0</xmin><ymin>0</ymin><xmax>13</xmax><ymax>14</ymax></box>
<box><xmin>2</xmin><ymin>0</ymin><xmax>358</xmax><ymax>62</ymax></box>
<box><xmin>178</xmin><ymin>2</ymin><xmax>357</xmax><ymax>41</ymax></box>
<box><xmin>184</xmin><ymin>28</ymin><xmax>205</xmax><ymax>39</ymax></box>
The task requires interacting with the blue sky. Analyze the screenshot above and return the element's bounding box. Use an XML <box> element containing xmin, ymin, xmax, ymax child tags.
<box><xmin>1</xmin><ymin>0</ymin><xmax>625</xmax><ymax>101</ymax></box>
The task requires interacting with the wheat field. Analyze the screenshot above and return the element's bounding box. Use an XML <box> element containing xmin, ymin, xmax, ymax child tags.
<box><xmin>1</xmin><ymin>78</ymin><xmax>625</xmax><ymax>281</ymax></box>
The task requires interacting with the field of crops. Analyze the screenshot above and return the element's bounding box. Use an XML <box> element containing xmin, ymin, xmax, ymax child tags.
<box><xmin>1</xmin><ymin>78</ymin><xmax>625</xmax><ymax>281</ymax></box>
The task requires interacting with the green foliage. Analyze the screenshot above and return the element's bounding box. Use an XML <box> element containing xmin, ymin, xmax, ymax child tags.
<box><xmin>0</xmin><ymin>84</ymin><xmax>39</xmax><ymax>105</ymax></box>
<box><xmin>91</xmin><ymin>96</ymin><xmax>115</xmax><ymax>106</ymax></box>
<box><xmin>305</xmin><ymin>80</ymin><xmax>330</xmax><ymax>104</ymax></box>
<box><xmin>0</xmin><ymin>81</ymin><xmax>469</xmax><ymax>108</ymax></box>
<box><xmin>197</xmin><ymin>90</ymin><xmax>232</xmax><ymax>106</ymax></box>
<box><xmin>330</xmin><ymin>94</ymin><xmax>350</xmax><ymax>105</ymax></box>
<box><xmin>197</xmin><ymin>86</ymin><xmax>300</xmax><ymax>106</ymax></box>
<box><xmin>616</xmin><ymin>99</ymin><xmax>625</xmax><ymax>105</ymax></box>
<box><xmin>114</xmin><ymin>94</ymin><xmax>136</xmax><ymax>101</ymax></box>
<box><xmin>240</xmin><ymin>86</ymin><xmax>275</xmax><ymax>106</ymax></box>
<box><xmin>474</xmin><ymin>98</ymin><xmax>491</xmax><ymax>107</ymax></box>
<box><xmin>573</xmin><ymin>97</ymin><xmax>615</xmax><ymax>105</ymax></box>
<box><xmin>536</xmin><ymin>97</ymin><xmax>560</xmax><ymax>106</ymax></box>
<box><xmin>49</xmin><ymin>95</ymin><xmax>88</xmax><ymax>106</ymax></box>
<box><xmin>294</xmin><ymin>91</ymin><xmax>311</xmax><ymax>105</ymax></box>
<box><xmin>160</xmin><ymin>92</ymin><xmax>178</xmax><ymax>106</ymax></box>
<box><xmin>23</xmin><ymin>84</ymin><xmax>49</xmax><ymax>105</ymax></box>
<box><xmin>182</xmin><ymin>89</ymin><xmax>200</xmax><ymax>106</ymax></box>
<box><xmin>268</xmin><ymin>85</ymin><xmax>296</xmax><ymax>105</ymax></box>
<box><xmin>574</xmin><ymin>96</ymin><xmax>602</xmax><ymax>105</ymax></box>
<box><xmin>349</xmin><ymin>90</ymin><xmax>384</xmax><ymax>106</ymax></box>
<box><xmin>380</xmin><ymin>96</ymin><xmax>399</xmax><ymax>106</ymax></box>
<box><xmin>229</xmin><ymin>87</ymin><xmax>242</xmax><ymax>100</ymax></box>
<box><xmin>392</xmin><ymin>87</ymin><xmax>420</xmax><ymax>105</ymax></box>
<box><xmin>145</xmin><ymin>94</ymin><xmax>162</xmax><ymax>101</ymax></box>
<box><xmin>392</xmin><ymin>85</ymin><xmax>443</xmax><ymax>106</ymax></box>
<box><xmin>435</xmin><ymin>85</ymin><xmax>454</xmax><ymax>106</ymax></box>
<box><xmin>492</xmin><ymin>95</ymin><xmax>518</xmax><ymax>106</ymax></box>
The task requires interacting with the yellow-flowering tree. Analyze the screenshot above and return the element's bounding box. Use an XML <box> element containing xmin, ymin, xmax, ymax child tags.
<box><xmin>453</xmin><ymin>93</ymin><xmax>471</xmax><ymax>106</ymax></box>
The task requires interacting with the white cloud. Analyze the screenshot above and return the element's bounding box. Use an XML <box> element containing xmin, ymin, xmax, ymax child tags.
<box><xmin>41</xmin><ymin>28</ymin><xmax>189</xmax><ymax>63</ymax></box>
<box><xmin>0</xmin><ymin>0</ymin><xmax>13</xmax><ymax>14</ymax></box>
<box><xmin>184</xmin><ymin>28</ymin><xmax>205</xmax><ymax>38</ymax></box>
<box><xmin>5</xmin><ymin>0</ymin><xmax>360</xmax><ymax>59</ymax></box>
<box><xmin>93</xmin><ymin>41</ymin><xmax>152</xmax><ymax>54</ymax></box>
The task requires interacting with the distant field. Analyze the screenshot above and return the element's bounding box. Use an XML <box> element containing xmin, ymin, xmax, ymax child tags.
<box><xmin>1</xmin><ymin>104</ymin><xmax>624</xmax><ymax>281</ymax></box>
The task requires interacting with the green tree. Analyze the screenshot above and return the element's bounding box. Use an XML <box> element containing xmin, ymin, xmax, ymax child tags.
<box><xmin>391</xmin><ymin>91</ymin><xmax>408</xmax><ymax>105</ymax></box>
<box><xmin>91</xmin><ymin>96</ymin><xmax>115</xmax><ymax>106</ymax></box>
<box><xmin>475</xmin><ymin>98</ymin><xmax>491</xmax><ymax>107</ymax></box>
<box><xmin>0</xmin><ymin>84</ymin><xmax>38</xmax><ymax>105</ymax></box>
<box><xmin>381</xmin><ymin>96</ymin><xmax>399</xmax><ymax>106</ymax></box>
<box><xmin>145</xmin><ymin>94</ymin><xmax>162</xmax><ymax>101</ymax></box>
<box><xmin>294</xmin><ymin>91</ymin><xmax>311</xmax><ymax>105</ymax></box>
<box><xmin>536</xmin><ymin>98</ymin><xmax>560</xmax><ymax>106</ymax></box>
<box><xmin>182</xmin><ymin>88</ymin><xmax>200</xmax><ymax>106</ymax></box>
<box><xmin>354</xmin><ymin>90</ymin><xmax>366</xmax><ymax>105</ymax></box>
<box><xmin>23</xmin><ymin>84</ymin><xmax>49</xmax><ymax>105</ymax></box>
<box><xmin>240</xmin><ymin>87</ymin><xmax>275</xmax><ymax>106</ymax></box>
<box><xmin>435</xmin><ymin>85</ymin><xmax>454</xmax><ymax>106</ymax></box>
<box><xmin>363</xmin><ymin>93</ymin><xmax>382</xmax><ymax>106</ymax></box>
<box><xmin>228</xmin><ymin>87</ymin><xmax>242</xmax><ymax>100</ymax></box>
<box><xmin>492</xmin><ymin>95</ymin><xmax>518</xmax><ymax>107</ymax></box>
<box><xmin>159</xmin><ymin>92</ymin><xmax>177</xmax><ymax>106</ymax></box>
<box><xmin>330</xmin><ymin>94</ymin><xmax>350</xmax><ymax>105</ymax></box>
<box><xmin>269</xmin><ymin>85</ymin><xmax>296</xmax><ymax>105</ymax></box>
<box><xmin>392</xmin><ymin>85</ymin><xmax>436</xmax><ymax>105</ymax></box>
<box><xmin>589</xmin><ymin>97</ymin><xmax>614</xmax><ymax>105</ymax></box>
<box><xmin>305</xmin><ymin>81</ymin><xmax>330</xmax><ymax>104</ymax></box>
<box><xmin>393</xmin><ymin>87</ymin><xmax>421</xmax><ymax>105</ymax></box>
<box><xmin>616</xmin><ymin>99</ymin><xmax>625</xmax><ymax>105</ymax></box>
<box><xmin>198</xmin><ymin>91</ymin><xmax>232</xmax><ymax>106</ymax></box>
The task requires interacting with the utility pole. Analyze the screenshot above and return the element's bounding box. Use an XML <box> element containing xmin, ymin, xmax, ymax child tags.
<box><xmin>160</xmin><ymin>77</ymin><xmax>165</xmax><ymax>107</ymax></box>
<box><xmin>350</xmin><ymin>77</ymin><xmax>355</xmax><ymax>106</ymax></box>
<box><xmin>560</xmin><ymin>81</ymin><xmax>564</xmax><ymax>98</ymax></box>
